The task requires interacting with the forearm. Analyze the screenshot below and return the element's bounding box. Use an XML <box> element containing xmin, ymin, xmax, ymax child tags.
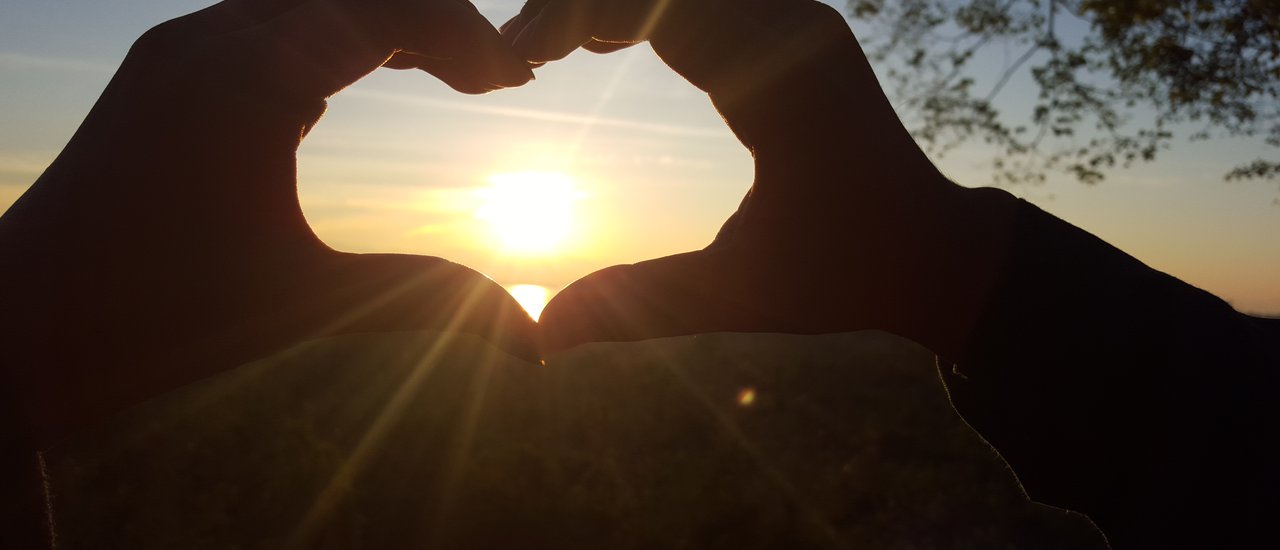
<box><xmin>940</xmin><ymin>200</ymin><xmax>1280</xmax><ymax>546</ymax></box>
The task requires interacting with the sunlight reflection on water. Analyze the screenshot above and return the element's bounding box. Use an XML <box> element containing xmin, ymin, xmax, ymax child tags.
<box><xmin>506</xmin><ymin>284</ymin><xmax>551</xmax><ymax>320</ymax></box>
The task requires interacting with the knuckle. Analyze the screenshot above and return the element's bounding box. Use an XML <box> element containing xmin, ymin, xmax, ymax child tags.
<box><xmin>798</xmin><ymin>0</ymin><xmax>850</xmax><ymax>31</ymax></box>
<box><xmin>124</xmin><ymin>19</ymin><xmax>211</xmax><ymax>82</ymax></box>
<box><xmin>128</xmin><ymin>20</ymin><xmax>195</xmax><ymax>62</ymax></box>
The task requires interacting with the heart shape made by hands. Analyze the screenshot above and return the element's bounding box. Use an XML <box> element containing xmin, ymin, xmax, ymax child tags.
<box><xmin>2</xmin><ymin>6</ymin><xmax>1029</xmax><ymax>549</ymax></box>
<box><xmin>3</xmin><ymin>0</ymin><xmax>1014</xmax><ymax>454</ymax></box>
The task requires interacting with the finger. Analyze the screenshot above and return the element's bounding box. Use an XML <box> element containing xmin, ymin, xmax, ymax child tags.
<box><xmin>208</xmin><ymin>1</ymin><xmax>394</xmax><ymax>102</ymax></box>
<box><xmin>538</xmin><ymin>251</ymin><xmax>775</xmax><ymax>355</ymax></box>
<box><xmin>123</xmin><ymin>0</ymin><xmax>314</xmax><ymax>88</ymax></box>
<box><xmin>210</xmin><ymin>0</ymin><xmax>533</xmax><ymax>103</ymax></box>
<box><xmin>644</xmin><ymin>0</ymin><xmax>883</xmax><ymax>155</ymax></box>
<box><xmin>408</xmin><ymin>262</ymin><xmax>543</xmax><ymax>363</ymax></box>
<box><xmin>510</xmin><ymin>0</ymin><xmax>690</xmax><ymax>62</ymax></box>
<box><xmin>502</xmin><ymin>4</ymin><xmax>571</xmax><ymax>44</ymax></box>
<box><xmin>384</xmin><ymin>52</ymin><xmax>503</xmax><ymax>94</ymax></box>
<box><xmin>582</xmin><ymin>39</ymin><xmax>638</xmax><ymax>55</ymax></box>
<box><xmin>540</xmin><ymin>263</ymin><xmax>680</xmax><ymax>354</ymax></box>
<box><xmin>517</xmin><ymin>0</ymin><xmax>555</xmax><ymax>18</ymax></box>
<box><xmin>510</xmin><ymin>0</ymin><xmax>599</xmax><ymax>62</ymax></box>
<box><xmin>399</xmin><ymin>260</ymin><xmax>543</xmax><ymax>363</ymax></box>
<box><xmin>319</xmin><ymin>254</ymin><xmax>542</xmax><ymax>362</ymax></box>
<box><xmin>208</xmin><ymin>0</ymin><xmax>309</xmax><ymax>24</ymax></box>
<box><xmin>152</xmin><ymin>0</ymin><xmax>310</xmax><ymax>38</ymax></box>
<box><xmin>405</xmin><ymin>0</ymin><xmax>535</xmax><ymax>88</ymax></box>
<box><xmin>382</xmin><ymin>51</ymin><xmax>423</xmax><ymax>70</ymax></box>
<box><xmin>499</xmin><ymin>13</ymin><xmax>526</xmax><ymax>35</ymax></box>
<box><xmin>499</xmin><ymin>13</ymin><xmax>549</xmax><ymax>68</ymax></box>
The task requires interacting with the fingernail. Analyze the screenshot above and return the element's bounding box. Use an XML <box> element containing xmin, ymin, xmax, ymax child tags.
<box><xmin>490</xmin><ymin>53</ymin><xmax>536</xmax><ymax>87</ymax></box>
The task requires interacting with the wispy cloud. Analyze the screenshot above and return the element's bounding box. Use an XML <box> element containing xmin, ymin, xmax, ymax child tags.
<box><xmin>0</xmin><ymin>154</ymin><xmax>54</xmax><ymax>192</ymax></box>
<box><xmin>0</xmin><ymin>52</ymin><xmax>115</xmax><ymax>74</ymax></box>
<box><xmin>343</xmin><ymin>88</ymin><xmax>726</xmax><ymax>138</ymax></box>
<box><xmin>0</xmin><ymin>156</ymin><xmax>50</xmax><ymax>177</ymax></box>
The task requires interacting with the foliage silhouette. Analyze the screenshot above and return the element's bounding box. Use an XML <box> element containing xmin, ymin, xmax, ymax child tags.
<box><xmin>845</xmin><ymin>0</ymin><xmax>1280</xmax><ymax>192</ymax></box>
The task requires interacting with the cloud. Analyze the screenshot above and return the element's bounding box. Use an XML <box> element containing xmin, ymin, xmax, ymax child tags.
<box><xmin>343</xmin><ymin>88</ymin><xmax>726</xmax><ymax>138</ymax></box>
<box><xmin>0</xmin><ymin>156</ymin><xmax>50</xmax><ymax>178</ymax></box>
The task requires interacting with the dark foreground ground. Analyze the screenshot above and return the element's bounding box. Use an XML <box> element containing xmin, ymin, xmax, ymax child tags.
<box><xmin>44</xmin><ymin>331</ymin><xmax>1107</xmax><ymax>549</ymax></box>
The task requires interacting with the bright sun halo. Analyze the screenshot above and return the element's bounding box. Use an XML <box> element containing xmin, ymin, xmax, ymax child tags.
<box><xmin>475</xmin><ymin>171</ymin><xmax>582</xmax><ymax>254</ymax></box>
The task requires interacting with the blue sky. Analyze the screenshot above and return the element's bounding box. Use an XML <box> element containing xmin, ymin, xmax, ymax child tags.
<box><xmin>2</xmin><ymin>0</ymin><xmax>1278</xmax><ymax>314</ymax></box>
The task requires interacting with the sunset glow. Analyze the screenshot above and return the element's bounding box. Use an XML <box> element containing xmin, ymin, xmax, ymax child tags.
<box><xmin>475</xmin><ymin>171</ymin><xmax>583</xmax><ymax>255</ymax></box>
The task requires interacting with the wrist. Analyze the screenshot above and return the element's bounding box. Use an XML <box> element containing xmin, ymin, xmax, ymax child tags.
<box><xmin>908</xmin><ymin>183</ymin><xmax>1020</xmax><ymax>360</ymax></box>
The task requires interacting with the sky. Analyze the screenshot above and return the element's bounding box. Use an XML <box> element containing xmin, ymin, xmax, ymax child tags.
<box><xmin>2</xmin><ymin>0</ymin><xmax>1278</xmax><ymax>315</ymax></box>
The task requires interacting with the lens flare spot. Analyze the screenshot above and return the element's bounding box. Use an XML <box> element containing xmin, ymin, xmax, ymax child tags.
<box><xmin>737</xmin><ymin>387</ymin><xmax>757</xmax><ymax>407</ymax></box>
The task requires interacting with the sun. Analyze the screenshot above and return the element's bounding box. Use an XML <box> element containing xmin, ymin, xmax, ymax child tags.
<box><xmin>475</xmin><ymin>171</ymin><xmax>583</xmax><ymax>255</ymax></box>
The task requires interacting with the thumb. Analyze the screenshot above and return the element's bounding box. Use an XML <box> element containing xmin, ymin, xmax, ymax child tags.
<box><xmin>538</xmin><ymin>251</ymin><xmax>776</xmax><ymax>355</ymax></box>
<box><xmin>650</xmin><ymin>0</ymin><xmax>884</xmax><ymax>156</ymax></box>
<box><xmin>201</xmin><ymin>0</ymin><xmax>532</xmax><ymax>103</ymax></box>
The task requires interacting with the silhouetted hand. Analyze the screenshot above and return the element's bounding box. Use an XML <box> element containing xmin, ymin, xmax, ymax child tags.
<box><xmin>510</xmin><ymin>0</ymin><xmax>1018</xmax><ymax>358</ymax></box>
<box><xmin>0</xmin><ymin>0</ymin><xmax>537</xmax><ymax>449</ymax></box>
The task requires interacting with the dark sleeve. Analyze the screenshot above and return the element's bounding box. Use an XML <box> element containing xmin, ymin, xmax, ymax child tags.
<box><xmin>939</xmin><ymin>200</ymin><xmax>1280</xmax><ymax>548</ymax></box>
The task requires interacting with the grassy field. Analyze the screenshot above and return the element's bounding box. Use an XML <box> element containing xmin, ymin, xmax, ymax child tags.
<box><xmin>45</xmin><ymin>331</ymin><xmax>1108</xmax><ymax>549</ymax></box>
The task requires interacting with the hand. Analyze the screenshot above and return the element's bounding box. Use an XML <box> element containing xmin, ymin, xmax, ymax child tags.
<box><xmin>503</xmin><ymin>0</ymin><xmax>898</xmax><ymax>151</ymax></box>
<box><xmin>0</xmin><ymin>0</ymin><xmax>537</xmax><ymax>449</ymax></box>
<box><xmin>510</xmin><ymin>0</ymin><xmax>1019</xmax><ymax>358</ymax></box>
